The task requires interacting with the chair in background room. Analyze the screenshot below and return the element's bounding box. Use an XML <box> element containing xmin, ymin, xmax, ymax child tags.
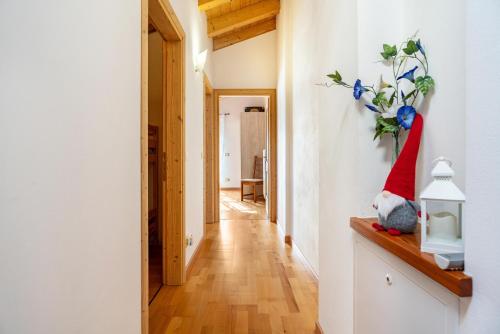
<box><xmin>240</xmin><ymin>156</ymin><xmax>263</xmax><ymax>203</ymax></box>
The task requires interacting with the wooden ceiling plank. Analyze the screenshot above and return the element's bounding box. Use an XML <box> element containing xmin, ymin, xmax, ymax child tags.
<box><xmin>199</xmin><ymin>0</ymin><xmax>232</xmax><ymax>12</ymax></box>
<box><xmin>213</xmin><ymin>17</ymin><xmax>276</xmax><ymax>51</ymax></box>
<box><xmin>207</xmin><ymin>0</ymin><xmax>280</xmax><ymax>38</ymax></box>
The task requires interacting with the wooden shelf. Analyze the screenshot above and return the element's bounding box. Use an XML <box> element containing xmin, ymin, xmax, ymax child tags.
<box><xmin>350</xmin><ymin>217</ymin><xmax>472</xmax><ymax>297</ymax></box>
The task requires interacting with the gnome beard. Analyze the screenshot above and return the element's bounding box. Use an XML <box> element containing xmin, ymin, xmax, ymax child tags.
<box><xmin>373</xmin><ymin>191</ymin><xmax>407</xmax><ymax>220</ymax></box>
<box><xmin>372</xmin><ymin>113</ymin><xmax>424</xmax><ymax>236</ymax></box>
<box><xmin>372</xmin><ymin>191</ymin><xmax>420</xmax><ymax>235</ymax></box>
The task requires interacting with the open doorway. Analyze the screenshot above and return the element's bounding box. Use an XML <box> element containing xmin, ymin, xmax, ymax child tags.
<box><xmin>141</xmin><ymin>0</ymin><xmax>185</xmax><ymax>332</ymax></box>
<box><xmin>209</xmin><ymin>89</ymin><xmax>277</xmax><ymax>223</ymax></box>
<box><xmin>147</xmin><ymin>26</ymin><xmax>163</xmax><ymax>303</ymax></box>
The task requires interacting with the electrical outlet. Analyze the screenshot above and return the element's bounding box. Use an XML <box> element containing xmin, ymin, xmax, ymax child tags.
<box><xmin>186</xmin><ymin>233</ymin><xmax>193</xmax><ymax>246</ymax></box>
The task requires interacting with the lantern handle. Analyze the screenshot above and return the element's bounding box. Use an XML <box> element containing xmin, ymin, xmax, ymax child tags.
<box><xmin>432</xmin><ymin>156</ymin><xmax>452</xmax><ymax>167</ymax></box>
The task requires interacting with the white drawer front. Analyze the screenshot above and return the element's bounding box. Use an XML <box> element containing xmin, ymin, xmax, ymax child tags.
<box><xmin>354</xmin><ymin>236</ymin><xmax>459</xmax><ymax>334</ymax></box>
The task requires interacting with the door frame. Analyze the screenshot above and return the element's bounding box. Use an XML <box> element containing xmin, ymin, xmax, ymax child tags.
<box><xmin>213</xmin><ymin>89</ymin><xmax>277</xmax><ymax>222</ymax></box>
<box><xmin>203</xmin><ymin>75</ymin><xmax>218</xmax><ymax>226</ymax></box>
<box><xmin>141</xmin><ymin>0</ymin><xmax>185</xmax><ymax>332</ymax></box>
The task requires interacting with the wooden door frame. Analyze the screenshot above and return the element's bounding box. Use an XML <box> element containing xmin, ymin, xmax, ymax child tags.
<box><xmin>203</xmin><ymin>75</ymin><xmax>217</xmax><ymax>227</ymax></box>
<box><xmin>141</xmin><ymin>0</ymin><xmax>185</xmax><ymax>332</ymax></box>
<box><xmin>213</xmin><ymin>89</ymin><xmax>277</xmax><ymax>222</ymax></box>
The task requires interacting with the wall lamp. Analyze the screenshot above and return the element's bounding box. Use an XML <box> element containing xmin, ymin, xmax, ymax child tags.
<box><xmin>195</xmin><ymin>49</ymin><xmax>208</xmax><ymax>73</ymax></box>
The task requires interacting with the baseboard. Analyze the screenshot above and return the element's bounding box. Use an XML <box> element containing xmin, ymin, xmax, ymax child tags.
<box><xmin>186</xmin><ymin>237</ymin><xmax>204</xmax><ymax>279</ymax></box>
<box><xmin>315</xmin><ymin>321</ymin><xmax>324</xmax><ymax>334</ymax></box>
<box><xmin>287</xmin><ymin>237</ymin><xmax>319</xmax><ymax>283</ymax></box>
<box><xmin>276</xmin><ymin>220</ymin><xmax>285</xmax><ymax>238</ymax></box>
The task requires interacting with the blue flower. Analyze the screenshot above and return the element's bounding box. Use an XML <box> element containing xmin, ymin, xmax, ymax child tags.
<box><xmin>416</xmin><ymin>39</ymin><xmax>425</xmax><ymax>56</ymax></box>
<box><xmin>397</xmin><ymin>105</ymin><xmax>417</xmax><ymax>130</ymax></box>
<box><xmin>397</xmin><ymin>66</ymin><xmax>418</xmax><ymax>82</ymax></box>
<box><xmin>353</xmin><ymin>79</ymin><xmax>368</xmax><ymax>100</ymax></box>
<box><xmin>365</xmin><ymin>104</ymin><xmax>379</xmax><ymax>112</ymax></box>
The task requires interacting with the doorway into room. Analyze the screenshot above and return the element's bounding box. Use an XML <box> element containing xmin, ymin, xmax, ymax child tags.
<box><xmin>206</xmin><ymin>89</ymin><xmax>277</xmax><ymax>223</ymax></box>
<box><xmin>147</xmin><ymin>26</ymin><xmax>163</xmax><ymax>303</ymax></box>
<box><xmin>141</xmin><ymin>0</ymin><xmax>186</xmax><ymax>333</ymax></box>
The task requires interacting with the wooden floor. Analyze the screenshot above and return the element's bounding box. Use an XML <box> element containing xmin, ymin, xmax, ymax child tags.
<box><xmin>149</xmin><ymin>190</ymin><xmax>318</xmax><ymax>333</ymax></box>
<box><xmin>220</xmin><ymin>189</ymin><xmax>267</xmax><ymax>221</ymax></box>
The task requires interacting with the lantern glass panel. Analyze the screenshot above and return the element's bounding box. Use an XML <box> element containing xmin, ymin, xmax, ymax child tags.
<box><xmin>425</xmin><ymin>200</ymin><xmax>463</xmax><ymax>247</ymax></box>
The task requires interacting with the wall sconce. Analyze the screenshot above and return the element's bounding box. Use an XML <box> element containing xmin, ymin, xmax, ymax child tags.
<box><xmin>195</xmin><ymin>49</ymin><xmax>208</xmax><ymax>73</ymax></box>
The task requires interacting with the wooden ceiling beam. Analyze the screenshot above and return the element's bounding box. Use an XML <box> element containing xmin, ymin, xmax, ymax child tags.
<box><xmin>207</xmin><ymin>0</ymin><xmax>280</xmax><ymax>38</ymax></box>
<box><xmin>213</xmin><ymin>18</ymin><xmax>276</xmax><ymax>51</ymax></box>
<box><xmin>198</xmin><ymin>0</ymin><xmax>231</xmax><ymax>11</ymax></box>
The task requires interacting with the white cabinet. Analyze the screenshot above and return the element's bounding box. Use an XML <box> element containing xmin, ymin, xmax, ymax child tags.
<box><xmin>354</xmin><ymin>234</ymin><xmax>460</xmax><ymax>334</ymax></box>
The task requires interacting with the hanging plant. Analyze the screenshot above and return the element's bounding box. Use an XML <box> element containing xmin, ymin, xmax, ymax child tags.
<box><xmin>326</xmin><ymin>35</ymin><xmax>435</xmax><ymax>164</ymax></box>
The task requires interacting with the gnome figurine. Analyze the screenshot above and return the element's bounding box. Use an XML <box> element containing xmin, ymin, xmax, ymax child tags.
<box><xmin>372</xmin><ymin>113</ymin><xmax>424</xmax><ymax>236</ymax></box>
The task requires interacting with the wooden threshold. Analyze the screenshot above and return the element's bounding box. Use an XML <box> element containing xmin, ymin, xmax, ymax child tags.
<box><xmin>350</xmin><ymin>217</ymin><xmax>472</xmax><ymax>297</ymax></box>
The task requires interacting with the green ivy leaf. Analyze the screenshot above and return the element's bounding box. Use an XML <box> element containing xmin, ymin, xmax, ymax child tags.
<box><xmin>388</xmin><ymin>91</ymin><xmax>396</xmax><ymax>107</ymax></box>
<box><xmin>372</xmin><ymin>92</ymin><xmax>388</xmax><ymax>106</ymax></box>
<box><xmin>380</xmin><ymin>44</ymin><xmax>397</xmax><ymax>60</ymax></box>
<box><xmin>374</xmin><ymin>116</ymin><xmax>399</xmax><ymax>140</ymax></box>
<box><xmin>403</xmin><ymin>40</ymin><xmax>419</xmax><ymax>55</ymax></box>
<box><xmin>327</xmin><ymin>70</ymin><xmax>343</xmax><ymax>83</ymax></box>
<box><xmin>415</xmin><ymin>75</ymin><xmax>435</xmax><ymax>95</ymax></box>
<box><xmin>403</xmin><ymin>89</ymin><xmax>416</xmax><ymax>102</ymax></box>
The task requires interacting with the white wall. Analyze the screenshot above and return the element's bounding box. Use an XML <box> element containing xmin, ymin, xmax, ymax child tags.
<box><xmin>276</xmin><ymin>3</ymin><xmax>294</xmax><ymax>238</ymax></box>
<box><xmin>168</xmin><ymin>0</ymin><xmax>213</xmax><ymax>264</ymax></box>
<box><xmin>290</xmin><ymin>0</ymin><xmax>321</xmax><ymax>275</ymax></box>
<box><xmin>0</xmin><ymin>1</ymin><xmax>141</xmax><ymax>333</ymax></box>
<box><xmin>277</xmin><ymin>0</ymin><xmax>469</xmax><ymax>333</ymax></box>
<box><xmin>0</xmin><ymin>1</ymin><xmax>215</xmax><ymax>332</ymax></box>
<box><xmin>212</xmin><ymin>31</ymin><xmax>277</xmax><ymax>88</ymax></box>
<box><xmin>461</xmin><ymin>0</ymin><xmax>500</xmax><ymax>332</ymax></box>
<box><xmin>219</xmin><ymin>96</ymin><xmax>268</xmax><ymax>188</ymax></box>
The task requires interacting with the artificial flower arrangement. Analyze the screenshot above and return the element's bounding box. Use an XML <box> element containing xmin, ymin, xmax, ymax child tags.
<box><xmin>327</xmin><ymin>36</ymin><xmax>435</xmax><ymax>163</ymax></box>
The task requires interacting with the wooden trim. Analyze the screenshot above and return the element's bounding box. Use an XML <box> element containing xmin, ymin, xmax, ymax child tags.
<box><xmin>198</xmin><ymin>0</ymin><xmax>231</xmax><ymax>11</ymax></box>
<box><xmin>140</xmin><ymin>1</ymin><xmax>148</xmax><ymax>332</ymax></box>
<box><xmin>284</xmin><ymin>235</ymin><xmax>292</xmax><ymax>246</ymax></box>
<box><xmin>163</xmin><ymin>38</ymin><xmax>185</xmax><ymax>285</ymax></box>
<box><xmin>207</xmin><ymin>0</ymin><xmax>280</xmax><ymax>38</ymax></box>
<box><xmin>142</xmin><ymin>1</ymin><xmax>185</xmax><ymax>332</ymax></box>
<box><xmin>220</xmin><ymin>187</ymin><xmax>241</xmax><ymax>190</ymax></box>
<box><xmin>213</xmin><ymin>18</ymin><xmax>276</xmax><ymax>51</ymax></box>
<box><xmin>204</xmin><ymin>74</ymin><xmax>216</xmax><ymax>226</ymax></box>
<box><xmin>350</xmin><ymin>217</ymin><xmax>473</xmax><ymax>297</ymax></box>
<box><xmin>214</xmin><ymin>93</ymin><xmax>220</xmax><ymax>224</ymax></box>
<box><xmin>204</xmin><ymin>73</ymin><xmax>213</xmax><ymax>94</ymax></box>
<box><xmin>149</xmin><ymin>0</ymin><xmax>184</xmax><ymax>41</ymax></box>
<box><xmin>214</xmin><ymin>89</ymin><xmax>277</xmax><ymax>223</ymax></box>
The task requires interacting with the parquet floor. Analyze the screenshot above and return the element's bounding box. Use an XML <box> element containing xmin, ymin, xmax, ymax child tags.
<box><xmin>149</xmin><ymin>191</ymin><xmax>318</xmax><ymax>333</ymax></box>
<box><xmin>220</xmin><ymin>189</ymin><xmax>267</xmax><ymax>221</ymax></box>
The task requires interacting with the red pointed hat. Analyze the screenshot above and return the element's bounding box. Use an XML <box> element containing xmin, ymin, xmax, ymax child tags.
<box><xmin>383</xmin><ymin>113</ymin><xmax>424</xmax><ymax>201</ymax></box>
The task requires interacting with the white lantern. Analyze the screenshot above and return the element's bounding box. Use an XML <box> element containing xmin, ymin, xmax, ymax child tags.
<box><xmin>420</xmin><ymin>157</ymin><xmax>465</xmax><ymax>254</ymax></box>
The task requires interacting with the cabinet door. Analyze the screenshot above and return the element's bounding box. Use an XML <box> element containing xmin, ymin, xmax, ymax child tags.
<box><xmin>354</xmin><ymin>238</ymin><xmax>458</xmax><ymax>334</ymax></box>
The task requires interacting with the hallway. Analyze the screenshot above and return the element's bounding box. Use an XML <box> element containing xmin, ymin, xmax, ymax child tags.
<box><xmin>149</xmin><ymin>218</ymin><xmax>318</xmax><ymax>333</ymax></box>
